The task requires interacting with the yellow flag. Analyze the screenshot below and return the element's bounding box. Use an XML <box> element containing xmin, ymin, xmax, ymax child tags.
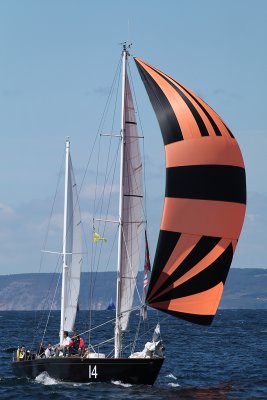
<box><xmin>93</xmin><ymin>231</ymin><xmax>107</xmax><ymax>243</ymax></box>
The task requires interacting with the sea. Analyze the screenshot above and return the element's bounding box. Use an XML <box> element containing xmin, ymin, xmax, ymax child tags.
<box><xmin>0</xmin><ymin>309</ymin><xmax>266</xmax><ymax>400</ymax></box>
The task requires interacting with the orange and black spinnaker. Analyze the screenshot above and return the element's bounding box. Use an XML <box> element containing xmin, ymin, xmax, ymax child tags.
<box><xmin>135</xmin><ymin>57</ymin><xmax>246</xmax><ymax>325</ymax></box>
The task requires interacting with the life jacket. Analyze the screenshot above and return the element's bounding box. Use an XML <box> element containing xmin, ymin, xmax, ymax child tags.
<box><xmin>18</xmin><ymin>350</ymin><xmax>25</xmax><ymax>360</ymax></box>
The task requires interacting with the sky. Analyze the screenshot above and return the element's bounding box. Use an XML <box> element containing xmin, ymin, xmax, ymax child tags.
<box><xmin>0</xmin><ymin>0</ymin><xmax>266</xmax><ymax>274</ymax></box>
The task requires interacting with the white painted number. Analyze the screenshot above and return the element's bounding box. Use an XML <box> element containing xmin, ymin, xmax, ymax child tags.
<box><xmin>89</xmin><ymin>365</ymin><xmax>98</xmax><ymax>379</ymax></box>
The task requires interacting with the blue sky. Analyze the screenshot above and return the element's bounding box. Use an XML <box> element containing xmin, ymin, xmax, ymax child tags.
<box><xmin>0</xmin><ymin>0</ymin><xmax>266</xmax><ymax>274</ymax></box>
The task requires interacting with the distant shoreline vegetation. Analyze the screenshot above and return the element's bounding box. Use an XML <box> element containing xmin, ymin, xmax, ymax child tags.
<box><xmin>0</xmin><ymin>269</ymin><xmax>267</xmax><ymax>311</ymax></box>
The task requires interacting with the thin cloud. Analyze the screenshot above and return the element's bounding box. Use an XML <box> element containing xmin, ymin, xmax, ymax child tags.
<box><xmin>0</xmin><ymin>203</ymin><xmax>14</xmax><ymax>217</ymax></box>
<box><xmin>81</xmin><ymin>183</ymin><xmax>119</xmax><ymax>200</ymax></box>
<box><xmin>84</xmin><ymin>86</ymin><xmax>111</xmax><ymax>96</ymax></box>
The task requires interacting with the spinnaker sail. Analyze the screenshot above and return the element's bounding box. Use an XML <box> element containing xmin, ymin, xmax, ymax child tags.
<box><xmin>135</xmin><ymin>57</ymin><xmax>246</xmax><ymax>325</ymax></box>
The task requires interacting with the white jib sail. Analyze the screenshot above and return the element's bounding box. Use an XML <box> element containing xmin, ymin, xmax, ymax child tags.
<box><xmin>62</xmin><ymin>153</ymin><xmax>82</xmax><ymax>333</ymax></box>
<box><xmin>119</xmin><ymin>72</ymin><xmax>143</xmax><ymax>331</ymax></box>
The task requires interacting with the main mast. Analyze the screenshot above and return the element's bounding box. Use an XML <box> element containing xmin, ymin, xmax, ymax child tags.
<box><xmin>115</xmin><ymin>44</ymin><xmax>128</xmax><ymax>358</ymax></box>
<box><xmin>60</xmin><ymin>138</ymin><xmax>70</xmax><ymax>344</ymax></box>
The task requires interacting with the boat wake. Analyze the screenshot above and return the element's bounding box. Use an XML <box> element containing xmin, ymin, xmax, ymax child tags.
<box><xmin>111</xmin><ymin>380</ymin><xmax>132</xmax><ymax>388</ymax></box>
<box><xmin>35</xmin><ymin>371</ymin><xmax>59</xmax><ymax>385</ymax></box>
<box><xmin>35</xmin><ymin>373</ymin><xmax>93</xmax><ymax>387</ymax></box>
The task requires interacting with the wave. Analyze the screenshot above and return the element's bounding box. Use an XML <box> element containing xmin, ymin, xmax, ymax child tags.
<box><xmin>0</xmin><ymin>376</ymin><xmax>28</xmax><ymax>386</ymax></box>
<box><xmin>1</xmin><ymin>347</ymin><xmax>17</xmax><ymax>353</ymax></box>
<box><xmin>111</xmin><ymin>380</ymin><xmax>132</xmax><ymax>388</ymax></box>
<box><xmin>167</xmin><ymin>382</ymin><xmax>180</xmax><ymax>387</ymax></box>
<box><xmin>165</xmin><ymin>373</ymin><xmax>177</xmax><ymax>380</ymax></box>
<box><xmin>35</xmin><ymin>371</ymin><xmax>59</xmax><ymax>385</ymax></box>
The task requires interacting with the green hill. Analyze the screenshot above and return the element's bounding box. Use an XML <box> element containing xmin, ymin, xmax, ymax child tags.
<box><xmin>0</xmin><ymin>268</ymin><xmax>266</xmax><ymax>310</ymax></box>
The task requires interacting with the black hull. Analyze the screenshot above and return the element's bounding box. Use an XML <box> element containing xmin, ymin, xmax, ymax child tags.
<box><xmin>12</xmin><ymin>356</ymin><xmax>164</xmax><ymax>385</ymax></box>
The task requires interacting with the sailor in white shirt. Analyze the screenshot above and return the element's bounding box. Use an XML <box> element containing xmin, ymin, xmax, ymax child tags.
<box><xmin>45</xmin><ymin>343</ymin><xmax>55</xmax><ymax>358</ymax></box>
<box><xmin>56</xmin><ymin>331</ymin><xmax>71</xmax><ymax>356</ymax></box>
<box><xmin>62</xmin><ymin>332</ymin><xmax>71</xmax><ymax>346</ymax></box>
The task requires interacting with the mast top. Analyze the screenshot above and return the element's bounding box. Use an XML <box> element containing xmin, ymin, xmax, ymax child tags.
<box><xmin>121</xmin><ymin>42</ymin><xmax>132</xmax><ymax>57</ymax></box>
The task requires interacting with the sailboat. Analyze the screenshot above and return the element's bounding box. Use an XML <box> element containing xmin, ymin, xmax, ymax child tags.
<box><xmin>11</xmin><ymin>44</ymin><xmax>246</xmax><ymax>385</ymax></box>
<box><xmin>106</xmin><ymin>299</ymin><xmax>116</xmax><ymax>311</ymax></box>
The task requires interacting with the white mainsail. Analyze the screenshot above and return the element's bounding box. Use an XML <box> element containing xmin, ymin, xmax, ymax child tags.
<box><xmin>60</xmin><ymin>140</ymin><xmax>82</xmax><ymax>340</ymax></box>
<box><xmin>118</xmin><ymin>71</ymin><xmax>144</xmax><ymax>332</ymax></box>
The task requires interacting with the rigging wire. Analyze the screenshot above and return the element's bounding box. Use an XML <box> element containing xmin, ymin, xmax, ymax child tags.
<box><xmin>92</xmin><ymin>141</ymin><xmax>120</xmax><ymax>278</ymax></box>
<box><xmin>65</xmin><ymin>55</ymin><xmax>123</xmax><ymax>347</ymax></box>
<box><xmin>33</xmin><ymin>52</ymin><xmax>121</xmax><ymax>345</ymax></box>
<box><xmin>32</xmin><ymin>149</ymin><xmax>65</xmax><ymax>345</ymax></box>
<box><xmin>88</xmin><ymin>55</ymin><xmax>122</xmax><ymax>343</ymax></box>
<box><xmin>40</xmin><ymin>271</ymin><xmax>62</xmax><ymax>345</ymax></box>
<box><xmin>121</xmin><ymin>227</ymin><xmax>142</xmax><ymax>304</ymax></box>
<box><xmin>88</xmin><ymin>138</ymin><xmax>120</xmax><ymax>344</ymax></box>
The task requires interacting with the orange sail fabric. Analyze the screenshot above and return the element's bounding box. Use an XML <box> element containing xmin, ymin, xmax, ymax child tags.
<box><xmin>135</xmin><ymin>57</ymin><xmax>246</xmax><ymax>325</ymax></box>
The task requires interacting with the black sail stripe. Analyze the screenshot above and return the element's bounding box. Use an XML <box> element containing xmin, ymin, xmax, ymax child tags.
<box><xmin>149</xmin><ymin>235</ymin><xmax>221</xmax><ymax>301</ymax></box>
<box><xmin>177</xmin><ymin>81</ymin><xmax>223</xmax><ymax>137</ymax></box>
<box><xmin>173</xmin><ymin>79</ymin><xmax>234</xmax><ymax>139</ymax></box>
<box><xmin>143</xmin><ymin>61</ymin><xmax>224</xmax><ymax>138</ymax></box>
<box><xmin>150</xmin><ymin>243</ymin><xmax>233</xmax><ymax>304</ymax></box>
<box><xmin>146</xmin><ymin>230</ymin><xmax>181</xmax><ymax>300</ymax></box>
<box><xmin>135</xmin><ymin>60</ymin><xmax>183</xmax><ymax>144</ymax></box>
<box><xmin>166</xmin><ymin>165</ymin><xmax>246</xmax><ymax>204</ymax></box>
<box><xmin>148</xmin><ymin>309</ymin><xmax>214</xmax><ymax>325</ymax></box>
<box><xmin>145</xmin><ymin>65</ymin><xmax>210</xmax><ymax>137</ymax></box>
<box><xmin>221</xmin><ymin>120</ymin><xmax>235</xmax><ymax>138</ymax></box>
<box><xmin>170</xmin><ymin>81</ymin><xmax>209</xmax><ymax>136</ymax></box>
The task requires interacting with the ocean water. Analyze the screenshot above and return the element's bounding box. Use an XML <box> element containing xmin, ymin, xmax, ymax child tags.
<box><xmin>0</xmin><ymin>310</ymin><xmax>266</xmax><ymax>399</ymax></box>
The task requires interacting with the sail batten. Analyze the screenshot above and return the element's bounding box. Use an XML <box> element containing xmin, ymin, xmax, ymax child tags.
<box><xmin>135</xmin><ymin>57</ymin><xmax>246</xmax><ymax>325</ymax></box>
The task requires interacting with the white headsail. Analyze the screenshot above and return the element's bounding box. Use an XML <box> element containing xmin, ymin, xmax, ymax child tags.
<box><xmin>118</xmin><ymin>71</ymin><xmax>144</xmax><ymax>332</ymax></box>
<box><xmin>60</xmin><ymin>140</ymin><xmax>82</xmax><ymax>341</ymax></box>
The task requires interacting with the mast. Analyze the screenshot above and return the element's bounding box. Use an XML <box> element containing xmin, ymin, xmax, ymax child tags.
<box><xmin>115</xmin><ymin>44</ymin><xmax>128</xmax><ymax>358</ymax></box>
<box><xmin>60</xmin><ymin>138</ymin><xmax>70</xmax><ymax>344</ymax></box>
